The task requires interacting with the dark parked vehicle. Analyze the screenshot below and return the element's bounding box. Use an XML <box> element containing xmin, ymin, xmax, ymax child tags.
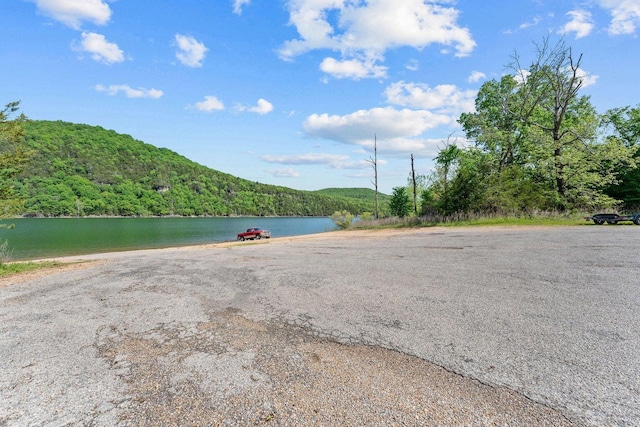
<box><xmin>237</xmin><ymin>227</ymin><xmax>271</xmax><ymax>240</ymax></box>
<box><xmin>584</xmin><ymin>213</ymin><xmax>640</xmax><ymax>225</ymax></box>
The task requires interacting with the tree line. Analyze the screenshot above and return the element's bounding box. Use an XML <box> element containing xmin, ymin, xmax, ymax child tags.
<box><xmin>387</xmin><ymin>38</ymin><xmax>640</xmax><ymax>218</ymax></box>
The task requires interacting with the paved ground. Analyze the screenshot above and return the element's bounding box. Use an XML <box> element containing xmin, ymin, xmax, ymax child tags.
<box><xmin>1</xmin><ymin>226</ymin><xmax>638</xmax><ymax>426</ymax></box>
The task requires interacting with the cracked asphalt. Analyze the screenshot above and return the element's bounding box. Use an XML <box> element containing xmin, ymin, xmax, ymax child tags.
<box><xmin>1</xmin><ymin>226</ymin><xmax>638</xmax><ymax>426</ymax></box>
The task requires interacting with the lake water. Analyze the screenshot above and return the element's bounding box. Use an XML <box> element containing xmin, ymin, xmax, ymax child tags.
<box><xmin>1</xmin><ymin>217</ymin><xmax>337</xmax><ymax>261</ymax></box>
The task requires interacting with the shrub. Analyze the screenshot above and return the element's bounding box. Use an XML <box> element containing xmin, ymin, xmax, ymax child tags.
<box><xmin>0</xmin><ymin>239</ymin><xmax>13</xmax><ymax>266</ymax></box>
<box><xmin>331</xmin><ymin>210</ymin><xmax>354</xmax><ymax>229</ymax></box>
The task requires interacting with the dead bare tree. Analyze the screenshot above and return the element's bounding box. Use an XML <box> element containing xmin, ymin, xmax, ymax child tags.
<box><xmin>410</xmin><ymin>154</ymin><xmax>417</xmax><ymax>214</ymax></box>
<box><xmin>365</xmin><ymin>134</ymin><xmax>379</xmax><ymax>219</ymax></box>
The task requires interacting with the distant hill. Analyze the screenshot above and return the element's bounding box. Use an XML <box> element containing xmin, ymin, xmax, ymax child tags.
<box><xmin>11</xmin><ymin>120</ymin><xmax>380</xmax><ymax>217</ymax></box>
<box><xmin>316</xmin><ymin>187</ymin><xmax>389</xmax><ymax>202</ymax></box>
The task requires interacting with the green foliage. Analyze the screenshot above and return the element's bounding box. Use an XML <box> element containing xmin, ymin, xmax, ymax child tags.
<box><xmin>11</xmin><ymin>120</ymin><xmax>376</xmax><ymax>217</ymax></box>
<box><xmin>419</xmin><ymin>188</ymin><xmax>436</xmax><ymax>216</ymax></box>
<box><xmin>358</xmin><ymin>211</ymin><xmax>374</xmax><ymax>221</ymax></box>
<box><xmin>459</xmin><ymin>75</ymin><xmax>525</xmax><ymax>171</ymax></box>
<box><xmin>330</xmin><ymin>210</ymin><xmax>354</xmax><ymax>229</ymax></box>
<box><xmin>0</xmin><ymin>101</ymin><xmax>31</xmax><ymax>219</ymax></box>
<box><xmin>315</xmin><ymin>187</ymin><xmax>389</xmax><ymax>211</ymax></box>
<box><xmin>438</xmin><ymin>149</ymin><xmax>491</xmax><ymax>215</ymax></box>
<box><xmin>316</xmin><ymin>187</ymin><xmax>384</xmax><ymax>199</ymax></box>
<box><xmin>601</xmin><ymin>105</ymin><xmax>640</xmax><ymax>209</ymax></box>
<box><xmin>601</xmin><ymin>106</ymin><xmax>640</xmax><ymax>147</ymax></box>
<box><xmin>431</xmin><ymin>39</ymin><xmax>636</xmax><ymax>215</ymax></box>
<box><xmin>405</xmin><ymin>171</ymin><xmax>427</xmax><ymax>215</ymax></box>
<box><xmin>388</xmin><ymin>187</ymin><xmax>412</xmax><ymax>218</ymax></box>
<box><xmin>0</xmin><ymin>239</ymin><xmax>13</xmax><ymax>265</ymax></box>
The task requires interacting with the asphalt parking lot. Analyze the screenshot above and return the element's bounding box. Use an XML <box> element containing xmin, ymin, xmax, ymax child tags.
<box><xmin>1</xmin><ymin>226</ymin><xmax>638</xmax><ymax>426</ymax></box>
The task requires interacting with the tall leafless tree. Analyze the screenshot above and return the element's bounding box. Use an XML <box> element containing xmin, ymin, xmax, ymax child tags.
<box><xmin>365</xmin><ymin>134</ymin><xmax>379</xmax><ymax>218</ymax></box>
<box><xmin>410</xmin><ymin>154</ymin><xmax>417</xmax><ymax>214</ymax></box>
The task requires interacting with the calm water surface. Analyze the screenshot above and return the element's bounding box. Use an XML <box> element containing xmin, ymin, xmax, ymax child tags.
<box><xmin>1</xmin><ymin>217</ymin><xmax>336</xmax><ymax>261</ymax></box>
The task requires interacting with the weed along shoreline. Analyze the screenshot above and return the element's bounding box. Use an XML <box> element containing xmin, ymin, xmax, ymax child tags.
<box><xmin>1</xmin><ymin>226</ymin><xmax>638</xmax><ymax>426</ymax></box>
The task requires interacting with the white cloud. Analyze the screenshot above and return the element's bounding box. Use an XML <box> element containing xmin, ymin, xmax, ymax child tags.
<box><xmin>75</xmin><ymin>32</ymin><xmax>123</xmax><ymax>64</ymax></box>
<box><xmin>238</xmin><ymin>99</ymin><xmax>274</xmax><ymax>115</ymax></box>
<box><xmin>31</xmin><ymin>0</ymin><xmax>111</xmax><ymax>29</ymax></box>
<box><xmin>597</xmin><ymin>0</ymin><xmax>640</xmax><ymax>35</ymax></box>
<box><xmin>262</xmin><ymin>153</ymin><xmax>373</xmax><ymax>170</ymax></box>
<box><xmin>266</xmin><ymin>167</ymin><xmax>300</xmax><ymax>178</ymax></box>
<box><xmin>384</xmin><ymin>81</ymin><xmax>476</xmax><ymax>114</ymax></box>
<box><xmin>262</xmin><ymin>153</ymin><xmax>349</xmax><ymax>165</ymax></box>
<box><xmin>320</xmin><ymin>56</ymin><xmax>387</xmax><ymax>79</ymax></box>
<box><xmin>332</xmin><ymin>159</ymin><xmax>378</xmax><ymax>169</ymax></box>
<box><xmin>95</xmin><ymin>84</ymin><xmax>163</xmax><ymax>99</ymax></box>
<box><xmin>233</xmin><ymin>0</ymin><xmax>251</xmax><ymax>15</ymax></box>
<box><xmin>405</xmin><ymin>59</ymin><xmax>419</xmax><ymax>72</ymax></box>
<box><xmin>194</xmin><ymin>96</ymin><xmax>225</xmax><ymax>112</ymax></box>
<box><xmin>468</xmin><ymin>71</ymin><xmax>486</xmax><ymax>83</ymax></box>
<box><xmin>302</xmin><ymin>107</ymin><xmax>452</xmax><ymax>156</ymax></box>
<box><xmin>514</xmin><ymin>69</ymin><xmax>531</xmax><ymax>85</ymax></box>
<box><xmin>278</xmin><ymin>0</ymin><xmax>475</xmax><ymax>79</ymax></box>
<box><xmin>174</xmin><ymin>34</ymin><xmax>208</xmax><ymax>67</ymax></box>
<box><xmin>561</xmin><ymin>10</ymin><xmax>594</xmax><ymax>39</ymax></box>
<box><xmin>576</xmin><ymin>67</ymin><xmax>599</xmax><ymax>88</ymax></box>
<box><xmin>518</xmin><ymin>16</ymin><xmax>542</xmax><ymax>31</ymax></box>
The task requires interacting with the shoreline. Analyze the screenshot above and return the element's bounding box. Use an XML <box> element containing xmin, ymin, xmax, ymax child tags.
<box><xmin>14</xmin><ymin>224</ymin><xmax>574</xmax><ymax>264</ymax></box>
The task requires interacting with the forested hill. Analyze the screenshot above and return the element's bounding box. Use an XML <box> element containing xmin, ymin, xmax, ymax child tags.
<box><xmin>315</xmin><ymin>187</ymin><xmax>390</xmax><ymax>203</ymax></box>
<box><xmin>13</xmin><ymin>120</ymin><xmax>378</xmax><ymax>217</ymax></box>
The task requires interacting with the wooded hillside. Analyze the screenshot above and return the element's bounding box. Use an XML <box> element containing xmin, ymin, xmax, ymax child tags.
<box><xmin>12</xmin><ymin>120</ymin><xmax>379</xmax><ymax>217</ymax></box>
<box><xmin>315</xmin><ymin>187</ymin><xmax>390</xmax><ymax>203</ymax></box>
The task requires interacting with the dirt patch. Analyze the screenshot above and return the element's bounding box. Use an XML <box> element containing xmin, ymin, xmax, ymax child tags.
<box><xmin>97</xmin><ymin>309</ymin><xmax>577</xmax><ymax>427</ymax></box>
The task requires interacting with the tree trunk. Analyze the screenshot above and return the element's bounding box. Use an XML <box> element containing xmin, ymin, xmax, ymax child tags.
<box><xmin>411</xmin><ymin>154</ymin><xmax>417</xmax><ymax>214</ymax></box>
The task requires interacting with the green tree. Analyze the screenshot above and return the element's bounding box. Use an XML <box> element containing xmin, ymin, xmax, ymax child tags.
<box><xmin>0</xmin><ymin>101</ymin><xmax>31</xmax><ymax>218</ymax></box>
<box><xmin>434</xmin><ymin>143</ymin><xmax>461</xmax><ymax>197</ymax></box>
<box><xmin>0</xmin><ymin>101</ymin><xmax>31</xmax><ymax>263</ymax></box>
<box><xmin>510</xmin><ymin>37</ymin><xmax>600</xmax><ymax>209</ymax></box>
<box><xmin>330</xmin><ymin>210</ymin><xmax>354</xmax><ymax>229</ymax></box>
<box><xmin>424</xmin><ymin>142</ymin><xmax>488</xmax><ymax>216</ymax></box>
<box><xmin>601</xmin><ymin>106</ymin><xmax>640</xmax><ymax>147</ymax></box>
<box><xmin>419</xmin><ymin>188</ymin><xmax>436</xmax><ymax>216</ymax></box>
<box><xmin>388</xmin><ymin>186</ymin><xmax>412</xmax><ymax>218</ymax></box>
<box><xmin>601</xmin><ymin>105</ymin><xmax>640</xmax><ymax>208</ymax></box>
<box><xmin>436</xmin><ymin>149</ymin><xmax>490</xmax><ymax>215</ymax></box>
<box><xmin>406</xmin><ymin>169</ymin><xmax>428</xmax><ymax>214</ymax></box>
<box><xmin>358</xmin><ymin>211</ymin><xmax>374</xmax><ymax>221</ymax></box>
<box><xmin>459</xmin><ymin>76</ymin><xmax>525</xmax><ymax>172</ymax></box>
<box><xmin>453</xmin><ymin>38</ymin><xmax>634</xmax><ymax>213</ymax></box>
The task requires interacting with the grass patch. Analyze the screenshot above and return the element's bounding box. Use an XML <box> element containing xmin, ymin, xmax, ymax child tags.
<box><xmin>440</xmin><ymin>216</ymin><xmax>585</xmax><ymax>227</ymax></box>
<box><xmin>0</xmin><ymin>261</ymin><xmax>65</xmax><ymax>278</ymax></box>
<box><xmin>354</xmin><ymin>213</ymin><xmax>589</xmax><ymax>230</ymax></box>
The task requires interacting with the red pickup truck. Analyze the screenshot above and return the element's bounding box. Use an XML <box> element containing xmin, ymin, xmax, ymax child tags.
<box><xmin>237</xmin><ymin>227</ymin><xmax>271</xmax><ymax>241</ymax></box>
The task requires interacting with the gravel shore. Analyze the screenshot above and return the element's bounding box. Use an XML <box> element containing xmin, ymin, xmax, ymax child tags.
<box><xmin>1</xmin><ymin>226</ymin><xmax>638</xmax><ymax>426</ymax></box>
<box><xmin>96</xmin><ymin>309</ymin><xmax>576</xmax><ymax>426</ymax></box>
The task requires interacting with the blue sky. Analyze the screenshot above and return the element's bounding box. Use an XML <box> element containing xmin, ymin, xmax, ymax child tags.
<box><xmin>2</xmin><ymin>1</ymin><xmax>639</xmax><ymax>194</ymax></box>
